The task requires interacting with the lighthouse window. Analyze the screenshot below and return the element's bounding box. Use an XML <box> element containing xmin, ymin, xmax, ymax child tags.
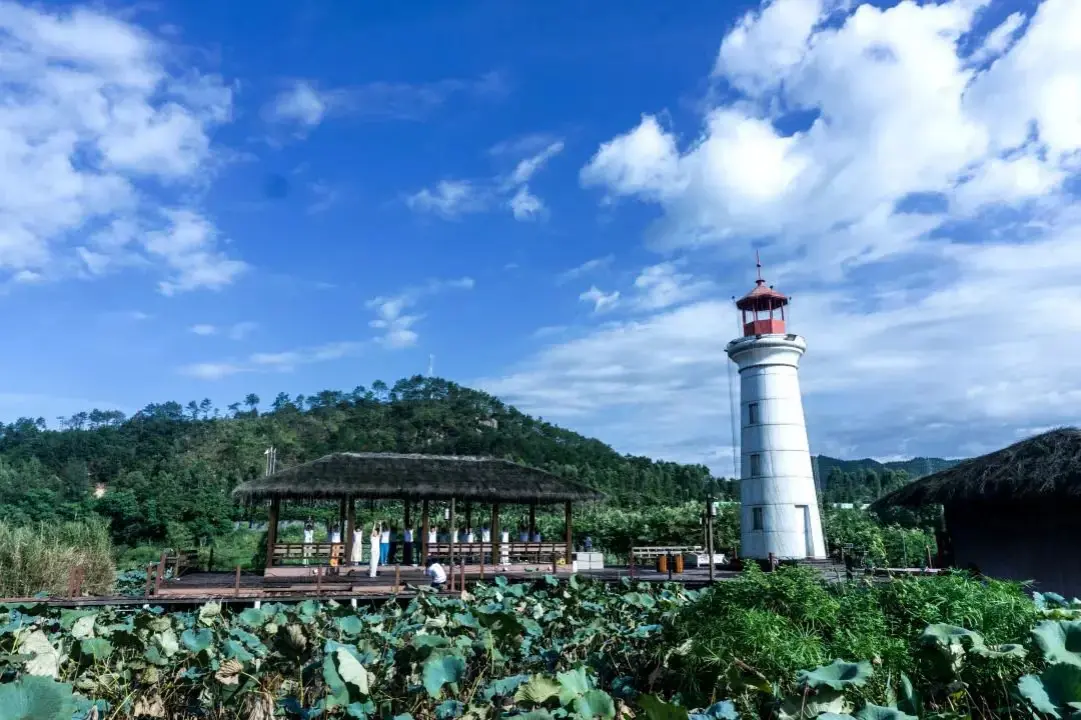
<box><xmin>749</xmin><ymin>453</ymin><xmax>763</xmax><ymax>477</ymax></box>
<box><xmin>748</xmin><ymin>402</ymin><xmax>760</xmax><ymax>425</ymax></box>
<box><xmin>752</xmin><ymin>507</ymin><xmax>764</xmax><ymax>530</ymax></box>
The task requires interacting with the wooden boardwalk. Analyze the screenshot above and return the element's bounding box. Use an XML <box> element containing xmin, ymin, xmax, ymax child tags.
<box><xmin>0</xmin><ymin>565</ymin><xmax>744</xmax><ymax>609</ymax></box>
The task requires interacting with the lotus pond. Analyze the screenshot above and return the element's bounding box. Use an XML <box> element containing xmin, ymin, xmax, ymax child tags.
<box><xmin>2</xmin><ymin>568</ymin><xmax>1081</xmax><ymax>719</ymax></box>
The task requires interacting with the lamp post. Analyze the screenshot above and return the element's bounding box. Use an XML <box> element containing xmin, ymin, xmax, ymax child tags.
<box><xmin>705</xmin><ymin>496</ymin><xmax>716</xmax><ymax>583</ymax></box>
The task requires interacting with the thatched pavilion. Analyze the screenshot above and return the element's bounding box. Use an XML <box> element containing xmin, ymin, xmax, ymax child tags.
<box><xmin>231</xmin><ymin>452</ymin><xmax>604</xmax><ymax>576</ymax></box>
<box><xmin>874</xmin><ymin>428</ymin><xmax>1081</xmax><ymax>597</ymax></box>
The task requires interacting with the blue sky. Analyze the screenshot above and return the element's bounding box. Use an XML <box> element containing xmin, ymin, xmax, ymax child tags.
<box><xmin>1</xmin><ymin>0</ymin><xmax>1079</xmax><ymax>472</ymax></box>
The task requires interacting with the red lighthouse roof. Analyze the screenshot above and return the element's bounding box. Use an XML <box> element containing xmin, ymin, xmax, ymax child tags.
<box><xmin>735</xmin><ymin>252</ymin><xmax>789</xmax><ymax>336</ymax></box>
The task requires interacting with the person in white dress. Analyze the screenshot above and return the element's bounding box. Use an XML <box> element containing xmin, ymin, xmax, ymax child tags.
<box><xmin>500</xmin><ymin>529</ymin><xmax>510</xmax><ymax>566</ymax></box>
<box><xmin>480</xmin><ymin>525</ymin><xmax>491</xmax><ymax>563</ymax></box>
<box><xmin>302</xmin><ymin>520</ymin><xmax>315</xmax><ymax>567</ymax></box>
<box><xmin>428</xmin><ymin>526</ymin><xmax>437</xmax><ymax>545</ymax></box>
<box><xmin>350</xmin><ymin>524</ymin><xmax>364</xmax><ymax>566</ymax></box>
<box><xmin>368</xmin><ymin>524</ymin><xmax>380</xmax><ymax>578</ymax></box>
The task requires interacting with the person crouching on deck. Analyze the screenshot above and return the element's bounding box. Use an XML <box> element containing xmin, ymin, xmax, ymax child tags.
<box><xmin>425</xmin><ymin>558</ymin><xmax>447</xmax><ymax>591</ymax></box>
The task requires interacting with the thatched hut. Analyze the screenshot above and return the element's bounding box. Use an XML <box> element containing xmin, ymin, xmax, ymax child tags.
<box><xmin>874</xmin><ymin>428</ymin><xmax>1081</xmax><ymax>597</ymax></box>
<box><xmin>232</xmin><ymin>452</ymin><xmax>604</xmax><ymax>575</ymax></box>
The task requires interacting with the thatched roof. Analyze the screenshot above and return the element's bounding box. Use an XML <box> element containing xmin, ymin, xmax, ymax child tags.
<box><xmin>231</xmin><ymin>452</ymin><xmax>605</xmax><ymax>504</ymax></box>
<box><xmin>873</xmin><ymin>428</ymin><xmax>1081</xmax><ymax>508</ymax></box>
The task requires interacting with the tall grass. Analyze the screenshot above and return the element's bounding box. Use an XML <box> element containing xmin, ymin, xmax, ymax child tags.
<box><xmin>0</xmin><ymin>518</ymin><xmax>115</xmax><ymax>597</ymax></box>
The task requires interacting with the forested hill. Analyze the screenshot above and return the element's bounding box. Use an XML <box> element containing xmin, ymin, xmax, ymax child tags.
<box><xmin>814</xmin><ymin>454</ymin><xmax>962</xmax><ymax>480</ymax></box>
<box><xmin>0</xmin><ymin>376</ymin><xmax>722</xmax><ymax>548</ymax></box>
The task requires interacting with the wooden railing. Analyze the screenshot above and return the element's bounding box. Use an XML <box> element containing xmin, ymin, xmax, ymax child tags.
<box><xmin>426</xmin><ymin>541</ymin><xmax>567</xmax><ymax>563</ymax></box>
<box><xmin>630</xmin><ymin>546</ymin><xmax>704</xmax><ymax>560</ymax></box>
<box><xmin>271</xmin><ymin>543</ymin><xmax>345</xmax><ymax>566</ymax></box>
<box><xmin>164</xmin><ymin>549</ymin><xmax>200</xmax><ymax>578</ymax></box>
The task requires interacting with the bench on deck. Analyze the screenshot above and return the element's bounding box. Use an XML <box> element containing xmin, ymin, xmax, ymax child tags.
<box><xmin>426</xmin><ymin>541</ymin><xmax>568</xmax><ymax>564</ymax></box>
<box><xmin>271</xmin><ymin>543</ymin><xmax>344</xmax><ymax>567</ymax></box>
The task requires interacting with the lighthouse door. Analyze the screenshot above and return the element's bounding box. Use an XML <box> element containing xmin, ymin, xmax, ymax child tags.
<box><xmin>795</xmin><ymin>505</ymin><xmax>812</xmax><ymax>558</ymax></box>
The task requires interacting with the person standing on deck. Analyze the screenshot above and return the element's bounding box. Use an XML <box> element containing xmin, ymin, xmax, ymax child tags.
<box><xmin>302</xmin><ymin>519</ymin><xmax>315</xmax><ymax>567</ymax></box>
<box><xmin>403</xmin><ymin>525</ymin><xmax>415</xmax><ymax>567</ymax></box>
<box><xmin>350</xmin><ymin>523</ymin><xmax>364</xmax><ymax>566</ymax></box>
<box><xmin>428</xmin><ymin>525</ymin><xmax>438</xmax><ymax>545</ymax></box>
<box><xmin>481</xmin><ymin>525</ymin><xmax>491</xmax><ymax>564</ymax></box>
<box><xmin>380</xmin><ymin>523</ymin><xmax>390</xmax><ymax>564</ymax></box>
<box><xmin>519</xmin><ymin>526</ymin><xmax>528</xmax><ymax>542</ymax></box>
<box><xmin>500</xmin><ymin>528</ymin><xmax>510</xmax><ymax>566</ymax></box>
<box><xmin>368</xmin><ymin>523</ymin><xmax>380</xmax><ymax>578</ymax></box>
<box><xmin>531</xmin><ymin>529</ymin><xmax>542</xmax><ymax>543</ymax></box>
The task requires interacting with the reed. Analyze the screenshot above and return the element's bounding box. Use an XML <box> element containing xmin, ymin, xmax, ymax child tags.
<box><xmin>0</xmin><ymin>518</ymin><xmax>115</xmax><ymax>597</ymax></box>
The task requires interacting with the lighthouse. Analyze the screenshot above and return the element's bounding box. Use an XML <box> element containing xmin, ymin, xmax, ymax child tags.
<box><xmin>725</xmin><ymin>256</ymin><xmax>825</xmax><ymax>560</ymax></box>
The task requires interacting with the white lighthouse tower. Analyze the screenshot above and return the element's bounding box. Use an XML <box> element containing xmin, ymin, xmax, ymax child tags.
<box><xmin>725</xmin><ymin>256</ymin><xmax>825</xmax><ymax>560</ymax></box>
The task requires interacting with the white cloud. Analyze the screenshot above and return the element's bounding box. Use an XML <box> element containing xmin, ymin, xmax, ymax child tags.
<box><xmin>366</xmin><ymin>277</ymin><xmax>475</xmax><ymax>348</ymax></box>
<box><xmin>558</xmin><ymin>255</ymin><xmax>614</xmax><ymax>283</ymax></box>
<box><xmin>0</xmin><ymin>2</ymin><xmax>242</xmax><ymax>291</ymax></box>
<box><xmin>406</xmin><ymin>181</ymin><xmax>486</xmax><ymax>219</ymax></box>
<box><xmin>179</xmin><ymin>340</ymin><xmax>364</xmax><ymax>379</ymax></box>
<box><xmin>579</xmin><ymin>286</ymin><xmax>620</xmax><ymax>313</ymax></box>
<box><xmin>490</xmin><ymin>0</ymin><xmax>1081</xmax><ymax>468</ymax></box>
<box><xmin>410</xmin><ymin>137</ymin><xmax>564</xmax><ymax>222</ymax></box>
<box><xmin>144</xmin><ymin>210</ymin><xmax>247</xmax><ymax>295</ymax></box>
<box><xmin>189</xmin><ymin>321</ymin><xmax>257</xmax><ymax>339</ymax></box>
<box><xmin>264</xmin><ymin>73</ymin><xmax>509</xmax><ymax>133</ymax></box>
<box><xmin>265</xmin><ymin>81</ymin><xmax>326</xmax><ymax>128</ymax></box>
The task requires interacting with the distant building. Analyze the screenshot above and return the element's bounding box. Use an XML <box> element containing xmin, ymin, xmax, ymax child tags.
<box><xmin>874</xmin><ymin>428</ymin><xmax>1081</xmax><ymax>597</ymax></box>
<box><xmin>725</xmin><ymin>254</ymin><xmax>825</xmax><ymax>560</ymax></box>
<box><xmin>93</xmin><ymin>483</ymin><xmax>107</xmax><ymax>499</ymax></box>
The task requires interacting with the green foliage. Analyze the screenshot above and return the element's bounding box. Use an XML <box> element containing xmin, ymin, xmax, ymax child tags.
<box><xmin>0</xmin><ymin>576</ymin><xmax>710</xmax><ymax>719</ymax></box>
<box><xmin>0</xmin><ymin>518</ymin><xmax>114</xmax><ymax>597</ymax></box>
<box><xmin>0</xmin><ymin>376</ymin><xmax>729</xmax><ymax>551</ymax></box>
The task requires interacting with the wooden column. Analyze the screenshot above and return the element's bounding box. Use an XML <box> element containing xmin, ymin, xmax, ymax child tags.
<box><xmin>528</xmin><ymin>502</ymin><xmax>536</xmax><ymax>536</ymax></box>
<box><xmin>265</xmin><ymin>498</ymin><xmax>280</xmax><ymax>571</ymax></box>
<box><xmin>564</xmin><ymin>501</ymin><xmax>573</xmax><ymax>565</ymax></box>
<box><xmin>421</xmin><ymin>500</ymin><xmax>430</xmax><ymax>563</ymax></box>
<box><xmin>465</xmin><ymin>501</ymin><xmax>473</xmax><ymax>531</ymax></box>
<box><xmin>449</xmin><ymin>498</ymin><xmax>457</xmax><ymax>579</ymax></box>
<box><xmin>338</xmin><ymin>499</ymin><xmax>347</xmax><ymax>536</ymax></box>
<box><xmin>404</xmin><ymin>499</ymin><xmax>412</xmax><ymax>527</ymax></box>
<box><xmin>491</xmin><ymin>502</ymin><xmax>501</xmax><ymax>566</ymax></box>
<box><xmin>344</xmin><ymin>497</ymin><xmax>356</xmax><ymax>562</ymax></box>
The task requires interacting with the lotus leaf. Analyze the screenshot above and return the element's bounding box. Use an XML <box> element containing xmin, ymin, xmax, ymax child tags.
<box><xmin>181</xmin><ymin>627</ymin><xmax>213</xmax><ymax>653</ymax></box>
<box><xmin>198</xmin><ymin>602</ymin><xmax>221</xmax><ymax>626</ymax></box>
<box><xmin>778</xmin><ymin>689</ymin><xmax>850</xmax><ymax>719</ymax></box>
<box><xmin>237</xmin><ymin>607</ymin><xmax>267</xmax><ymax>629</ymax></box>
<box><xmin>854</xmin><ymin>704</ymin><xmax>917</xmax><ymax>720</ymax></box>
<box><xmin>0</xmin><ymin>676</ymin><xmax>78</xmax><ymax>720</ymax></box>
<box><xmin>482</xmin><ymin>674</ymin><xmax>529</xmax><ymax>700</ymax></box>
<box><xmin>796</xmin><ymin>660</ymin><xmax>873</xmax><ymax>691</ymax></box>
<box><xmin>1019</xmin><ymin>663</ymin><xmax>1081</xmax><ymax>718</ymax></box>
<box><xmin>20</xmin><ymin>629</ymin><xmax>60</xmax><ymax>678</ymax></box>
<box><xmin>423</xmin><ymin>653</ymin><xmax>466</xmax><ymax>698</ymax></box>
<box><xmin>79</xmin><ymin>638</ymin><xmax>113</xmax><ymax>662</ymax></box>
<box><xmin>70</xmin><ymin>614</ymin><xmax>97</xmax><ymax>639</ymax></box>
<box><xmin>435</xmin><ymin>699</ymin><xmax>464</xmax><ymax>719</ymax></box>
<box><xmin>690</xmin><ymin>701</ymin><xmax>738</xmax><ymax>720</ymax></box>
<box><xmin>639</xmin><ymin>694</ymin><xmax>690</xmax><ymax>720</ymax></box>
<box><xmin>338</xmin><ymin>616</ymin><xmax>364</xmax><ymax>636</ymax></box>
<box><xmin>575</xmin><ymin>690</ymin><xmax>616</xmax><ymax>719</ymax></box>
<box><xmin>557</xmin><ymin>667</ymin><xmax>593</xmax><ymax>703</ymax></box>
<box><xmin>336</xmin><ymin>646</ymin><xmax>371</xmax><ymax>695</ymax></box>
<box><xmin>516</xmin><ymin>675</ymin><xmax>563</xmax><ymax>705</ymax></box>
<box><xmin>1034</xmin><ymin>620</ymin><xmax>1081</xmax><ymax>666</ymax></box>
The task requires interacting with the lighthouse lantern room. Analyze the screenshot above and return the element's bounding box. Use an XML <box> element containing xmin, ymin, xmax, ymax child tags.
<box><xmin>725</xmin><ymin>255</ymin><xmax>826</xmax><ymax>561</ymax></box>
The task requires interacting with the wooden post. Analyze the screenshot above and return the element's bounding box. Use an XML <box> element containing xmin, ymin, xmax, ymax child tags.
<box><xmin>156</xmin><ymin>551</ymin><xmax>167</xmax><ymax>591</ymax></box>
<box><xmin>421</xmin><ymin>500</ymin><xmax>430</xmax><ymax>564</ymax></box>
<box><xmin>926</xmin><ymin>546</ymin><xmax>934</xmax><ymax>569</ymax></box>
<box><xmin>449</xmin><ymin>497</ymin><xmax>457</xmax><ymax>587</ymax></box>
<box><xmin>395</xmin><ymin>564</ymin><xmax>401</xmax><ymax>593</ymax></box>
<box><xmin>564</xmin><ymin>501</ymin><xmax>573</xmax><ymax>566</ymax></box>
<box><xmin>465</xmin><ymin>501</ymin><xmax>472</xmax><ymax>532</ymax></box>
<box><xmin>266</xmin><ymin>498</ymin><xmax>281</xmax><ymax>571</ymax></box>
<box><xmin>316</xmin><ymin>566</ymin><xmax>323</xmax><ymax>595</ymax></box>
<box><xmin>460</xmin><ymin>558</ymin><xmax>465</xmax><ymax>594</ymax></box>
<box><xmin>706</xmin><ymin>511</ymin><xmax>715</xmax><ymax>583</ymax></box>
<box><xmin>629</xmin><ymin>552</ymin><xmax>635</xmax><ymax>579</ymax></box>
<box><xmin>345</xmin><ymin>497</ymin><xmax>356</xmax><ymax>566</ymax></box>
<box><xmin>234</xmin><ymin>565</ymin><xmax>241</xmax><ymax>597</ymax></box>
<box><xmin>479</xmin><ymin>540</ymin><xmax>485</xmax><ymax>580</ymax></box>
<box><xmin>144</xmin><ymin>564</ymin><xmax>153</xmax><ymax>597</ymax></box>
<box><xmin>404</xmin><ymin>499</ymin><xmax>412</xmax><ymax>527</ymax></box>
<box><xmin>528</xmin><ymin>502</ymin><xmax>536</xmax><ymax>536</ymax></box>
<box><xmin>208</xmin><ymin>546</ymin><xmax>215</xmax><ymax>573</ymax></box>
<box><xmin>491</xmin><ymin>502</ymin><xmax>501</xmax><ymax>569</ymax></box>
